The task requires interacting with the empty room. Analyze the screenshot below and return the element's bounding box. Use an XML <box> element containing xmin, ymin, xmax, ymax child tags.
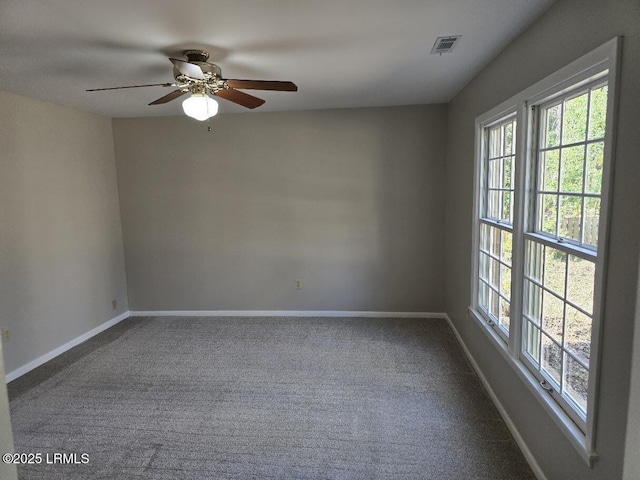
<box><xmin>0</xmin><ymin>0</ymin><xmax>639</xmax><ymax>479</ymax></box>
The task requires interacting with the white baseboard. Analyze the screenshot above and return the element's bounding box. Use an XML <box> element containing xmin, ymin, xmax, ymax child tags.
<box><xmin>129</xmin><ymin>310</ymin><xmax>446</xmax><ymax>318</ymax></box>
<box><xmin>443</xmin><ymin>313</ymin><xmax>548</xmax><ymax>480</ymax></box>
<box><xmin>5</xmin><ymin>311</ymin><xmax>130</xmax><ymax>383</ymax></box>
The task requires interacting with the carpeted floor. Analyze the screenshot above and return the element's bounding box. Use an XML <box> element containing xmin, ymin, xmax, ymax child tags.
<box><xmin>9</xmin><ymin>317</ymin><xmax>535</xmax><ymax>479</ymax></box>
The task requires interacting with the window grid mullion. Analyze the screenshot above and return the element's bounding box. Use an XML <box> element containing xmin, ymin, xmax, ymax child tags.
<box><xmin>499</xmin><ymin>125</ymin><xmax>505</xmax><ymax>221</ymax></box>
<box><xmin>566</xmin><ymin>349</ymin><xmax>590</xmax><ymax>372</ymax></box>
<box><xmin>539</xmin><ymin>136</ymin><xmax>604</xmax><ymax>152</ymax></box>
<box><xmin>580</xmin><ymin>91</ymin><xmax>592</xmax><ymax>244</ymax></box>
<box><xmin>479</xmin><ymin>250</ymin><xmax>511</xmax><ymax>270</ymax></box>
<box><xmin>538</xmin><ymin>191</ymin><xmax>600</xmax><ymax>198</ymax></box>
<box><xmin>554</xmin><ymin>102</ymin><xmax>564</xmax><ymax>238</ymax></box>
<box><xmin>482</xmin><ymin>129</ymin><xmax>490</xmax><ymax>218</ymax></box>
<box><xmin>560</xmin><ymin>250</ymin><xmax>570</xmax><ymax>395</ymax></box>
<box><xmin>484</xmin><ymin>283</ymin><xmax>511</xmax><ymax>305</ymax></box>
<box><xmin>539</xmin><ymin>237</ymin><xmax>547</xmax><ymax>371</ymax></box>
<box><xmin>524</xmin><ymin>274</ymin><xmax>594</xmax><ymax>319</ymax></box>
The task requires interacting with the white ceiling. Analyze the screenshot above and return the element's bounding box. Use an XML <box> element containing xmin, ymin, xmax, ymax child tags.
<box><xmin>0</xmin><ymin>0</ymin><xmax>554</xmax><ymax>118</ymax></box>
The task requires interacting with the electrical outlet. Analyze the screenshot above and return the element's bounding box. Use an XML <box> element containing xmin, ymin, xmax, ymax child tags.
<box><xmin>111</xmin><ymin>299</ymin><xmax>117</xmax><ymax>310</ymax></box>
<box><xmin>295</xmin><ymin>279</ymin><xmax>302</xmax><ymax>290</ymax></box>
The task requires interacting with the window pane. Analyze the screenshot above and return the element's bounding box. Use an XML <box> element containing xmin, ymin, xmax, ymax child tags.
<box><xmin>479</xmin><ymin>280</ymin><xmax>488</xmax><ymax>310</ymax></box>
<box><xmin>480</xmin><ymin>223</ymin><xmax>489</xmax><ymax>251</ymax></box>
<box><xmin>499</xmin><ymin>297</ymin><xmax>510</xmax><ymax>331</ymax></box>
<box><xmin>490</xmin><ymin>227</ymin><xmax>500</xmax><ymax>258</ymax></box>
<box><xmin>504</xmin><ymin>122</ymin><xmax>514</xmax><ymax>156</ymax></box>
<box><xmin>559</xmin><ymin>195</ymin><xmax>583</xmax><ymax>242</ymax></box>
<box><xmin>503</xmin><ymin>155</ymin><xmax>513</xmax><ymax>188</ymax></box>
<box><xmin>490</xmin><ymin>127</ymin><xmax>502</xmax><ymax>158</ymax></box>
<box><xmin>524</xmin><ymin>280</ymin><xmax>542</xmax><ymax>324</ymax></box>
<box><xmin>541</xmin><ymin>150</ymin><xmax>559</xmax><ymax>192</ymax></box>
<box><xmin>523</xmin><ymin>320</ymin><xmax>541</xmax><ymax>364</ymax></box>
<box><xmin>501</xmin><ymin>263</ymin><xmax>511</xmax><ymax>298</ymax></box>
<box><xmin>540</xmin><ymin>194</ymin><xmax>558</xmax><ymax>235</ymax></box>
<box><xmin>562</xmin><ymin>92</ymin><xmax>588</xmax><ymax>145</ymax></box>
<box><xmin>542</xmin><ymin>290</ymin><xmax>564</xmax><ymax>343</ymax></box>
<box><xmin>479</xmin><ymin>252</ymin><xmax>489</xmax><ymax>281</ymax></box>
<box><xmin>489</xmin><ymin>288</ymin><xmax>499</xmax><ymax>319</ymax></box>
<box><xmin>584</xmin><ymin>197</ymin><xmax>600</xmax><ymax>247</ymax></box>
<box><xmin>501</xmin><ymin>231</ymin><xmax>512</xmax><ymax>266</ymax></box>
<box><xmin>488</xmin><ymin>190</ymin><xmax>500</xmax><ymax>219</ymax></box>
<box><xmin>585</xmin><ymin>143</ymin><xmax>603</xmax><ymax>194</ymax></box>
<box><xmin>502</xmin><ymin>191</ymin><xmax>512</xmax><ymax>223</ymax></box>
<box><xmin>565</xmin><ymin>304</ymin><xmax>592</xmax><ymax>365</ymax></box>
<box><xmin>564</xmin><ymin>353</ymin><xmax>589</xmax><ymax>414</ymax></box>
<box><xmin>544</xmin><ymin>103</ymin><xmax>561</xmax><ymax>148</ymax></box>
<box><xmin>525</xmin><ymin>240</ymin><xmax>543</xmax><ymax>282</ymax></box>
<box><xmin>542</xmin><ymin>334</ymin><xmax>563</xmax><ymax>386</ymax></box>
<box><xmin>489</xmin><ymin>158</ymin><xmax>501</xmax><ymax>188</ymax></box>
<box><xmin>560</xmin><ymin>146</ymin><xmax>585</xmax><ymax>193</ymax></box>
<box><xmin>566</xmin><ymin>255</ymin><xmax>595</xmax><ymax>315</ymax></box>
<box><xmin>489</xmin><ymin>258</ymin><xmax>501</xmax><ymax>290</ymax></box>
<box><xmin>588</xmin><ymin>85</ymin><xmax>608</xmax><ymax>140</ymax></box>
<box><xmin>544</xmin><ymin>246</ymin><xmax>566</xmax><ymax>297</ymax></box>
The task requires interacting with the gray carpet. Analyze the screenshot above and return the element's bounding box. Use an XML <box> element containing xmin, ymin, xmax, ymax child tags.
<box><xmin>9</xmin><ymin>317</ymin><xmax>535</xmax><ymax>479</ymax></box>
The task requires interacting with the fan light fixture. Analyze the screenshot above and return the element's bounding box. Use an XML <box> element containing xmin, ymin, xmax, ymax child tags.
<box><xmin>182</xmin><ymin>93</ymin><xmax>218</xmax><ymax>121</ymax></box>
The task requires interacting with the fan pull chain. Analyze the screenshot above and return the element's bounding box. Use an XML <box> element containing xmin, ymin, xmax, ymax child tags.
<box><xmin>207</xmin><ymin>96</ymin><xmax>212</xmax><ymax>132</ymax></box>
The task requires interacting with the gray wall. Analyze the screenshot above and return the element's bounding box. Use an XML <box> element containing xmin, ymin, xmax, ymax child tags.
<box><xmin>445</xmin><ymin>0</ymin><xmax>639</xmax><ymax>479</ymax></box>
<box><xmin>0</xmin><ymin>90</ymin><xmax>129</xmax><ymax>374</ymax></box>
<box><xmin>624</xmin><ymin>261</ymin><xmax>640</xmax><ymax>480</ymax></box>
<box><xmin>113</xmin><ymin>105</ymin><xmax>446</xmax><ymax>312</ymax></box>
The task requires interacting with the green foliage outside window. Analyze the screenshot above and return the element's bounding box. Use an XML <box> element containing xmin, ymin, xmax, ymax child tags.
<box><xmin>539</xmin><ymin>85</ymin><xmax>607</xmax><ymax>243</ymax></box>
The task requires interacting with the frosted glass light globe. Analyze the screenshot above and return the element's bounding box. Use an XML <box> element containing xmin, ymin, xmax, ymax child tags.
<box><xmin>182</xmin><ymin>93</ymin><xmax>219</xmax><ymax>121</ymax></box>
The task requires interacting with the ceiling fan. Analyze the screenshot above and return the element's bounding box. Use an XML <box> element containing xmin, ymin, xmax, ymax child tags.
<box><xmin>87</xmin><ymin>50</ymin><xmax>297</xmax><ymax>121</ymax></box>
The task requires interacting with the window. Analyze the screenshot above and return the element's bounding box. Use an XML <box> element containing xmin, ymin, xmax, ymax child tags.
<box><xmin>521</xmin><ymin>80</ymin><xmax>608</xmax><ymax>429</ymax></box>
<box><xmin>470</xmin><ymin>38</ymin><xmax>619</xmax><ymax>464</ymax></box>
<box><xmin>478</xmin><ymin>116</ymin><xmax>516</xmax><ymax>339</ymax></box>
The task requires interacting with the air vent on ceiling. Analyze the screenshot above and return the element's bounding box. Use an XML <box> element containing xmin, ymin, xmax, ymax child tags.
<box><xmin>430</xmin><ymin>35</ymin><xmax>462</xmax><ymax>55</ymax></box>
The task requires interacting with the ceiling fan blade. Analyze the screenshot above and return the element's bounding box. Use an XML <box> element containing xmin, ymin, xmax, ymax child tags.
<box><xmin>86</xmin><ymin>83</ymin><xmax>173</xmax><ymax>92</ymax></box>
<box><xmin>214</xmin><ymin>89</ymin><xmax>266</xmax><ymax>109</ymax></box>
<box><xmin>224</xmin><ymin>79</ymin><xmax>298</xmax><ymax>92</ymax></box>
<box><xmin>148</xmin><ymin>90</ymin><xmax>187</xmax><ymax>105</ymax></box>
<box><xmin>169</xmin><ymin>58</ymin><xmax>205</xmax><ymax>80</ymax></box>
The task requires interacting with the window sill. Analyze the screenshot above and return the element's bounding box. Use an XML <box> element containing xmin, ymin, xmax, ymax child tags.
<box><xmin>467</xmin><ymin>306</ymin><xmax>597</xmax><ymax>466</ymax></box>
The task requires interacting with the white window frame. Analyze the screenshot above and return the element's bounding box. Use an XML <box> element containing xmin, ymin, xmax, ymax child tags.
<box><xmin>469</xmin><ymin>37</ymin><xmax>620</xmax><ymax>465</ymax></box>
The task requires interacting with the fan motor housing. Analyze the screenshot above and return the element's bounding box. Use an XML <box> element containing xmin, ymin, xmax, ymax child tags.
<box><xmin>184</xmin><ymin>50</ymin><xmax>209</xmax><ymax>63</ymax></box>
<box><xmin>173</xmin><ymin>50</ymin><xmax>222</xmax><ymax>80</ymax></box>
